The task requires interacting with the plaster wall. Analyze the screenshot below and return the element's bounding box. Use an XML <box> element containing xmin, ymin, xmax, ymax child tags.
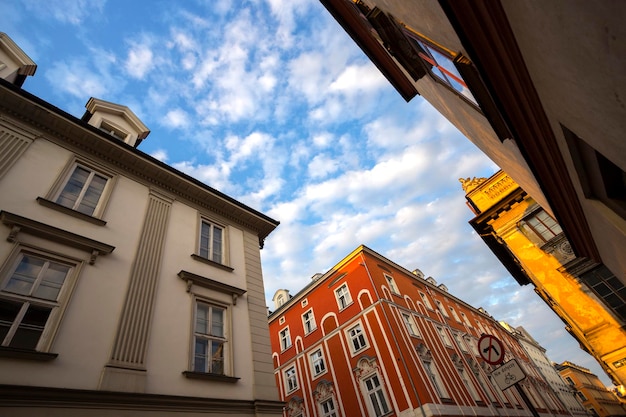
<box><xmin>501</xmin><ymin>0</ymin><xmax>626</xmax><ymax>283</ymax></box>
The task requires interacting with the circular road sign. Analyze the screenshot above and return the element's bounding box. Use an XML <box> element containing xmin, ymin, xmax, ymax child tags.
<box><xmin>478</xmin><ymin>334</ymin><xmax>505</xmax><ymax>365</ymax></box>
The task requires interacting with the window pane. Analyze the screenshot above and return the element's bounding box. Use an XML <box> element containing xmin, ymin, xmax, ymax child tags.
<box><xmin>11</xmin><ymin>304</ymin><xmax>50</xmax><ymax>349</ymax></box>
<box><xmin>0</xmin><ymin>300</ymin><xmax>22</xmax><ymax>344</ymax></box>
<box><xmin>33</xmin><ymin>262</ymin><xmax>70</xmax><ymax>300</ymax></box>
<box><xmin>77</xmin><ymin>173</ymin><xmax>107</xmax><ymax>215</ymax></box>
<box><xmin>211</xmin><ymin>341</ymin><xmax>224</xmax><ymax>374</ymax></box>
<box><xmin>211</xmin><ymin>307</ymin><xmax>224</xmax><ymax>337</ymax></box>
<box><xmin>212</xmin><ymin>226</ymin><xmax>223</xmax><ymax>262</ymax></box>
<box><xmin>5</xmin><ymin>255</ymin><xmax>45</xmax><ymax>296</ymax></box>
<box><xmin>194</xmin><ymin>338</ymin><xmax>208</xmax><ymax>372</ymax></box>
<box><xmin>199</xmin><ymin>222</ymin><xmax>210</xmax><ymax>259</ymax></box>
<box><xmin>57</xmin><ymin>166</ymin><xmax>90</xmax><ymax>208</ymax></box>
<box><xmin>196</xmin><ymin>304</ymin><xmax>209</xmax><ymax>334</ymax></box>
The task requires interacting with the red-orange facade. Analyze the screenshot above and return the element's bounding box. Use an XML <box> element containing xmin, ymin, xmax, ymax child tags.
<box><xmin>268</xmin><ymin>246</ymin><xmax>571</xmax><ymax>417</ymax></box>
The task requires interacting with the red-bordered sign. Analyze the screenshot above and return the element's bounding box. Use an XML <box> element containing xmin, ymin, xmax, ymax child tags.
<box><xmin>478</xmin><ymin>334</ymin><xmax>505</xmax><ymax>365</ymax></box>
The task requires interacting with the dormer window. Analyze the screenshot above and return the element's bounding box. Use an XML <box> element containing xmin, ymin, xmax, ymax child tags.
<box><xmin>99</xmin><ymin>120</ymin><xmax>128</xmax><ymax>142</ymax></box>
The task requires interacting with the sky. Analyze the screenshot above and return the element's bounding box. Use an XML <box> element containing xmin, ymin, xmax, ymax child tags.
<box><xmin>2</xmin><ymin>0</ymin><xmax>611</xmax><ymax>385</ymax></box>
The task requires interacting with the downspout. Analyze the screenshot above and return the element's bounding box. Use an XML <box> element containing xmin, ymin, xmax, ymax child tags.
<box><xmin>360</xmin><ymin>253</ymin><xmax>428</xmax><ymax>417</ymax></box>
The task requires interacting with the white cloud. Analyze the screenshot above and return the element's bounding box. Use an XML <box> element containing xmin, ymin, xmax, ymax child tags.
<box><xmin>125</xmin><ymin>43</ymin><xmax>155</xmax><ymax>79</ymax></box>
<box><xmin>162</xmin><ymin>108</ymin><xmax>190</xmax><ymax>129</ymax></box>
<box><xmin>150</xmin><ymin>149</ymin><xmax>168</xmax><ymax>162</ymax></box>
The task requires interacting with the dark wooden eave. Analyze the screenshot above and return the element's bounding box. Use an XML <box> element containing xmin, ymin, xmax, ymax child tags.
<box><xmin>438</xmin><ymin>0</ymin><xmax>600</xmax><ymax>262</ymax></box>
<box><xmin>320</xmin><ymin>0</ymin><xmax>418</xmax><ymax>102</ymax></box>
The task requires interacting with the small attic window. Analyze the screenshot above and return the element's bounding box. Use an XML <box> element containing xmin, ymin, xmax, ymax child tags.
<box><xmin>99</xmin><ymin>120</ymin><xmax>128</xmax><ymax>142</ymax></box>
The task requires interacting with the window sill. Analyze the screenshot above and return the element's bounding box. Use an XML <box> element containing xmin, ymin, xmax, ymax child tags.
<box><xmin>37</xmin><ymin>197</ymin><xmax>107</xmax><ymax>226</ymax></box>
<box><xmin>337</xmin><ymin>301</ymin><xmax>354</xmax><ymax>311</ymax></box>
<box><xmin>191</xmin><ymin>254</ymin><xmax>234</xmax><ymax>272</ymax></box>
<box><xmin>0</xmin><ymin>346</ymin><xmax>58</xmax><ymax>361</ymax></box>
<box><xmin>182</xmin><ymin>371</ymin><xmax>239</xmax><ymax>383</ymax></box>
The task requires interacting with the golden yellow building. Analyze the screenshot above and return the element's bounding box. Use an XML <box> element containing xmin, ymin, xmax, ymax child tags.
<box><xmin>462</xmin><ymin>171</ymin><xmax>625</xmax><ymax>393</ymax></box>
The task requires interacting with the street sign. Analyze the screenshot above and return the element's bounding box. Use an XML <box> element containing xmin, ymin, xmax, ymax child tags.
<box><xmin>491</xmin><ymin>359</ymin><xmax>527</xmax><ymax>390</ymax></box>
<box><xmin>478</xmin><ymin>334</ymin><xmax>505</xmax><ymax>365</ymax></box>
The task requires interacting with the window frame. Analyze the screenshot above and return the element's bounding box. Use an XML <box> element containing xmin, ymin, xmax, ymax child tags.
<box><xmin>285</xmin><ymin>365</ymin><xmax>298</xmax><ymax>393</ymax></box>
<box><xmin>0</xmin><ymin>245</ymin><xmax>82</xmax><ymax>356</ymax></box>
<box><xmin>310</xmin><ymin>348</ymin><xmax>327</xmax><ymax>377</ymax></box>
<box><xmin>435</xmin><ymin>300</ymin><xmax>449</xmax><ymax>317</ymax></box>
<box><xmin>402</xmin><ymin>28</ymin><xmax>478</xmax><ymax>107</ymax></box>
<box><xmin>190</xmin><ymin>299</ymin><xmax>229</xmax><ymax>376</ymax></box>
<box><xmin>302</xmin><ymin>308</ymin><xmax>317</xmax><ymax>335</ymax></box>
<box><xmin>522</xmin><ymin>209</ymin><xmax>563</xmax><ymax>243</ymax></box>
<box><xmin>346</xmin><ymin>322</ymin><xmax>368</xmax><ymax>354</ymax></box>
<box><xmin>319</xmin><ymin>397</ymin><xmax>338</xmax><ymax>417</ymax></box>
<box><xmin>279</xmin><ymin>326</ymin><xmax>292</xmax><ymax>351</ymax></box>
<box><xmin>361</xmin><ymin>373</ymin><xmax>391</xmax><ymax>417</ymax></box>
<box><xmin>196</xmin><ymin>217</ymin><xmax>228</xmax><ymax>266</ymax></box>
<box><xmin>419</xmin><ymin>292</ymin><xmax>433</xmax><ymax>310</ymax></box>
<box><xmin>335</xmin><ymin>283</ymin><xmax>353</xmax><ymax>310</ymax></box>
<box><xmin>423</xmin><ymin>359</ymin><xmax>449</xmax><ymax>399</ymax></box>
<box><xmin>401</xmin><ymin>312</ymin><xmax>420</xmax><ymax>337</ymax></box>
<box><xmin>384</xmin><ymin>273</ymin><xmax>399</xmax><ymax>295</ymax></box>
<box><xmin>436</xmin><ymin>326</ymin><xmax>452</xmax><ymax>347</ymax></box>
<box><xmin>449</xmin><ymin>307</ymin><xmax>462</xmax><ymax>322</ymax></box>
<box><xmin>44</xmin><ymin>158</ymin><xmax>116</xmax><ymax>222</ymax></box>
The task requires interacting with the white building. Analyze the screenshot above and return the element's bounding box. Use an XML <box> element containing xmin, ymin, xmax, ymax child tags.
<box><xmin>0</xmin><ymin>33</ymin><xmax>283</xmax><ymax>416</ymax></box>
<box><xmin>501</xmin><ymin>323</ymin><xmax>588</xmax><ymax>416</ymax></box>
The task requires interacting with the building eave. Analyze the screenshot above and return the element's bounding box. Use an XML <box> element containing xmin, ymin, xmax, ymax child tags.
<box><xmin>319</xmin><ymin>0</ymin><xmax>418</xmax><ymax>102</ymax></box>
<box><xmin>438</xmin><ymin>0</ymin><xmax>600</xmax><ymax>263</ymax></box>
<box><xmin>0</xmin><ymin>79</ymin><xmax>279</xmax><ymax>244</ymax></box>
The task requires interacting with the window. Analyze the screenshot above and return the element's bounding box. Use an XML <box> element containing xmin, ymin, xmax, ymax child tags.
<box><xmin>192</xmin><ymin>302</ymin><xmax>226</xmax><ymax>374</ymax></box>
<box><xmin>199</xmin><ymin>220</ymin><xmax>224</xmax><ymax>263</ymax></box>
<box><xmin>280</xmin><ymin>327</ymin><xmax>291</xmax><ymax>351</ymax></box>
<box><xmin>0</xmin><ymin>251</ymin><xmax>75</xmax><ymax>352</ymax></box>
<box><xmin>99</xmin><ymin>120</ymin><xmax>128</xmax><ymax>141</ymax></box>
<box><xmin>565</xmin><ymin>376</ymin><xmax>575</xmax><ymax>386</ymax></box>
<box><xmin>403</xmin><ymin>30</ymin><xmax>477</xmax><ymax>105</ymax></box>
<box><xmin>524</xmin><ymin>210</ymin><xmax>563</xmax><ymax>242</ymax></box>
<box><xmin>310</xmin><ymin>349</ymin><xmax>326</xmax><ymax>376</ymax></box>
<box><xmin>579</xmin><ymin>265</ymin><xmax>626</xmax><ymax>321</ymax></box>
<box><xmin>54</xmin><ymin>163</ymin><xmax>111</xmax><ymax>217</ymax></box>
<box><xmin>363</xmin><ymin>374</ymin><xmax>391</xmax><ymax>417</ymax></box>
<box><xmin>466</xmin><ymin>336</ymin><xmax>479</xmax><ymax>356</ymax></box>
<box><xmin>563</xmin><ymin>125</ymin><xmax>626</xmax><ymax>219</ymax></box>
<box><xmin>435</xmin><ymin>300</ymin><xmax>449</xmax><ymax>317</ymax></box>
<box><xmin>347</xmin><ymin>323</ymin><xmax>368</xmax><ymax>353</ymax></box>
<box><xmin>335</xmin><ymin>284</ymin><xmax>352</xmax><ymax>310</ymax></box>
<box><xmin>302</xmin><ymin>309</ymin><xmax>316</xmax><ymax>334</ymax></box>
<box><xmin>436</xmin><ymin>326</ymin><xmax>452</xmax><ymax>347</ymax></box>
<box><xmin>320</xmin><ymin>398</ymin><xmax>337</xmax><ymax>417</ymax></box>
<box><xmin>402</xmin><ymin>313</ymin><xmax>420</xmax><ymax>337</ymax></box>
<box><xmin>461</xmin><ymin>312</ymin><xmax>472</xmax><ymax>327</ymax></box>
<box><xmin>449</xmin><ymin>307</ymin><xmax>461</xmax><ymax>322</ymax></box>
<box><xmin>384</xmin><ymin>273</ymin><xmax>399</xmax><ymax>294</ymax></box>
<box><xmin>458</xmin><ymin>367</ymin><xmax>481</xmax><ymax>401</ymax></box>
<box><xmin>419</xmin><ymin>292</ymin><xmax>433</xmax><ymax>309</ymax></box>
<box><xmin>453</xmin><ymin>333</ymin><xmax>467</xmax><ymax>352</ymax></box>
<box><xmin>423</xmin><ymin>360</ymin><xmax>448</xmax><ymax>398</ymax></box>
<box><xmin>285</xmin><ymin>365</ymin><xmax>298</xmax><ymax>392</ymax></box>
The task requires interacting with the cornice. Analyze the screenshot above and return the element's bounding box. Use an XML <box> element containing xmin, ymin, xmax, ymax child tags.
<box><xmin>0</xmin><ymin>79</ymin><xmax>279</xmax><ymax>245</ymax></box>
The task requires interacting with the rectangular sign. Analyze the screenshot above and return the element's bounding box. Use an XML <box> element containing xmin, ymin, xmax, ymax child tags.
<box><xmin>491</xmin><ymin>359</ymin><xmax>526</xmax><ymax>390</ymax></box>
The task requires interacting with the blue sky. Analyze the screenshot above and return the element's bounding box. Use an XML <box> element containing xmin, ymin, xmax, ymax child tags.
<box><xmin>2</xmin><ymin>0</ymin><xmax>610</xmax><ymax>384</ymax></box>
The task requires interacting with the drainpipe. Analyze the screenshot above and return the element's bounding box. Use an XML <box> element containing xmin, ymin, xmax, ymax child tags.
<box><xmin>360</xmin><ymin>253</ymin><xmax>428</xmax><ymax>417</ymax></box>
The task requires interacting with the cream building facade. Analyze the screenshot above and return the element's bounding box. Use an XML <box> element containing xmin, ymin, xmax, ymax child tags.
<box><xmin>0</xmin><ymin>33</ymin><xmax>282</xmax><ymax>416</ymax></box>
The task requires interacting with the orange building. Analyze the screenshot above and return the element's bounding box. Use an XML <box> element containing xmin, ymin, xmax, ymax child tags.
<box><xmin>463</xmin><ymin>171</ymin><xmax>626</xmax><ymax>390</ymax></box>
<box><xmin>556</xmin><ymin>362</ymin><xmax>626</xmax><ymax>417</ymax></box>
<box><xmin>268</xmin><ymin>246</ymin><xmax>570</xmax><ymax>417</ymax></box>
